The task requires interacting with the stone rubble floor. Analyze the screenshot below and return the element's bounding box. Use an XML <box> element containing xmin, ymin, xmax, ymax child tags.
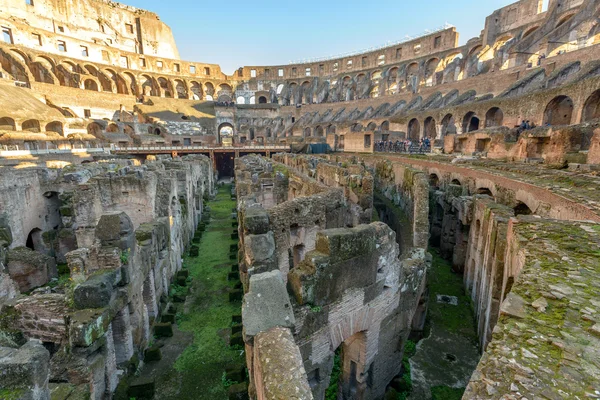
<box><xmin>408</xmin><ymin>249</ymin><xmax>480</xmax><ymax>400</ymax></box>
<box><xmin>151</xmin><ymin>183</ymin><xmax>243</xmax><ymax>400</ymax></box>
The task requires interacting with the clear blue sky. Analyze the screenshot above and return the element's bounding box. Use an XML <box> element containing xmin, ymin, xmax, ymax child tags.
<box><xmin>124</xmin><ymin>0</ymin><xmax>515</xmax><ymax>74</ymax></box>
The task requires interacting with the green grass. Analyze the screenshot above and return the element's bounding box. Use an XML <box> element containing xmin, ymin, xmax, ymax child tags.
<box><xmin>163</xmin><ymin>184</ymin><xmax>243</xmax><ymax>399</ymax></box>
<box><xmin>428</xmin><ymin>249</ymin><xmax>478</xmax><ymax>342</ymax></box>
<box><xmin>431</xmin><ymin>385</ymin><xmax>465</xmax><ymax>400</ymax></box>
<box><xmin>325</xmin><ymin>349</ymin><xmax>342</xmax><ymax>400</ymax></box>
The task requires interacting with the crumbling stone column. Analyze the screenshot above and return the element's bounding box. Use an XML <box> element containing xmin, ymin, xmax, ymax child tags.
<box><xmin>111</xmin><ymin>306</ymin><xmax>134</xmax><ymax>364</ymax></box>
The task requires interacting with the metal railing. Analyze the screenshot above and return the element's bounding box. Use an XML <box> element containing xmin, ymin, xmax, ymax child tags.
<box><xmin>113</xmin><ymin>144</ymin><xmax>290</xmax><ymax>152</ymax></box>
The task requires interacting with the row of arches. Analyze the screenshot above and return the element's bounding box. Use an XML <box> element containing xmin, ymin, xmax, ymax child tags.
<box><xmin>0</xmin><ymin>47</ymin><xmax>234</xmax><ymax>101</ymax></box>
<box><xmin>0</xmin><ymin>117</ymin><xmax>63</xmax><ymax>134</ymax></box>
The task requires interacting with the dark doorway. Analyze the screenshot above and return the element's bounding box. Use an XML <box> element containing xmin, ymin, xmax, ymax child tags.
<box><xmin>215</xmin><ymin>152</ymin><xmax>235</xmax><ymax>178</ymax></box>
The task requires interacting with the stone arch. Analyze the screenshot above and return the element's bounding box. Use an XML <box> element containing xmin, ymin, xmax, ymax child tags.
<box><xmin>304</xmin><ymin>127</ymin><xmax>311</xmax><ymax>137</ymax></box>
<box><xmin>423</xmin><ymin>116</ymin><xmax>437</xmax><ymax>139</ymax></box>
<box><xmin>514</xmin><ymin>201</ymin><xmax>532</xmax><ymax>216</ymax></box>
<box><xmin>386</xmin><ymin>66</ymin><xmax>399</xmax><ymax>95</ymax></box>
<box><xmin>441</xmin><ymin>114</ymin><xmax>456</xmax><ymax>137</ymax></box>
<box><xmin>315</xmin><ymin>125</ymin><xmax>324</xmax><ymax>137</ymax></box>
<box><xmin>45</xmin><ymin>121</ymin><xmax>63</xmax><ymax>135</ymax></box>
<box><xmin>0</xmin><ymin>117</ymin><xmax>16</xmax><ymax>131</ymax></box>
<box><xmin>106</xmin><ymin>123</ymin><xmax>119</xmax><ymax>133</ymax></box>
<box><xmin>217</xmin><ymin>83</ymin><xmax>232</xmax><ymax>102</ymax></box>
<box><xmin>140</xmin><ymin>74</ymin><xmax>156</xmax><ymax>96</ymax></box>
<box><xmin>380</xmin><ymin>120</ymin><xmax>390</xmax><ymax>131</ymax></box>
<box><xmin>326</xmin><ymin>125</ymin><xmax>336</xmax><ymax>135</ymax></box>
<box><xmin>351</xmin><ymin>123</ymin><xmax>363</xmax><ymax>132</ymax></box>
<box><xmin>462</xmin><ymin>112</ymin><xmax>480</xmax><ymax>132</ymax></box>
<box><xmin>451</xmin><ymin>178</ymin><xmax>462</xmax><ymax>186</ymax></box>
<box><xmin>157</xmin><ymin>77</ymin><xmax>172</xmax><ymax>98</ymax></box>
<box><xmin>406</xmin><ymin>62</ymin><xmax>420</xmax><ymax>92</ymax></box>
<box><xmin>429</xmin><ymin>173</ymin><xmax>440</xmax><ymax>189</ymax></box>
<box><xmin>366</xmin><ymin>122</ymin><xmax>377</xmax><ymax>131</ymax></box>
<box><xmin>22</xmin><ymin>119</ymin><xmax>41</xmax><ymax>132</ymax></box>
<box><xmin>123</xmin><ymin>72</ymin><xmax>139</xmax><ymax>96</ymax></box>
<box><xmin>236</xmin><ymin>96</ymin><xmax>246</xmax><ymax>105</ymax></box>
<box><xmin>190</xmin><ymin>81</ymin><xmax>203</xmax><ymax>100</ymax></box>
<box><xmin>0</xmin><ymin>48</ymin><xmax>32</xmax><ymax>84</ymax></box>
<box><xmin>84</xmin><ymin>64</ymin><xmax>111</xmax><ymax>92</ymax></box>
<box><xmin>218</xmin><ymin>122</ymin><xmax>234</xmax><ymax>143</ymax></box>
<box><xmin>30</xmin><ymin>56</ymin><xmax>56</xmax><ymax>84</ymax></box>
<box><xmin>87</xmin><ymin>122</ymin><xmax>104</xmax><ymax>138</ymax></box>
<box><xmin>249</xmin><ymin>96</ymin><xmax>256</xmax><ymax>105</ymax></box>
<box><xmin>466</xmin><ymin>45</ymin><xmax>483</xmax><ymax>77</ymax></box>
<box><xmin>485</xmin><ymin>107</ymin><xmax>504</xmax><ymax>128</ymax></box>
<box><xmin>174</xmin><ymin>79</ymin><xmax>187</xmax><ymax>99</ymax></box>
<box><xmin>442</xmin><ymin>53</ymin><xmax>463</xmax><ymax>83</ymax></box>
<box><xmin>408</xmin><ymin>118</ymin><xmax>420</xmax><ymax>140</ymax></box>
<box><xmin>543</xmin><ymin>95</ymin><xmax>573</xmax><ymax>126</ymax></box>
<box><xmin>205</xmin><ymin>82</ymin><xmax>215</xmax><ymax>101</ymax></box>
<box><xmin>522</xmin><ymin>26</ymin><xmax>539</xmax><ymax>39</ymax></box>
<box><xmin>424</xmin><ymin>57</ymin><xmax>441</xmax><ymax>86</ymax></box>
<box><xmin>556</xmin><ymin>13</ymin><xmax>575</xmax><ymax>29</ymax></box>
<box><xmin>301</xmin><ymin>81</ymin><xmax>312</xmax><ymax>104</ymax></box>
<box><xmin>258</xmin><ymin>96</ymin><xmax>267</xmax><ymax>104</ymax></box>
<box><xmin>83</xmin><ymin>78</ymin><xmax>98</xmax><ymax>91</ymax></box>
<box><xmin>581</xmin><ymin>90</ymin><xmax>600</xmax><ymax>122</ymax></box>
<box><xmin>105</xmin><ymin>69</ymin><xmax>128</xmax><ymax>94</ymax></box>
<box><xmin>26</xmin><ymin>228</ymin><xmax>43</xmax><ymax>252</ymax></box>
<box><xmin>56</xmin><ymin>61</ymin><xmax>80</xmax><ymax>88</ymax></box>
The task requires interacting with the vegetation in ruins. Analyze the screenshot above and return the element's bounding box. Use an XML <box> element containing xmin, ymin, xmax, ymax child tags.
<box><xmin>325</xmin><ymin>348</ymin><xmax>342</xmax><ymax>400</ymax></box>
<box><xmin>156</xmin><ymin>184</ymin><xmax>243</xmax><ymax>399</ymax></box>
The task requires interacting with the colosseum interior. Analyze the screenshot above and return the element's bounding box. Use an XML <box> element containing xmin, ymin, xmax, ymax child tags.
<box><xmin>0</xmin><ymin>0</ymin><xmax>599</xmax><ymax>399</ymax></box>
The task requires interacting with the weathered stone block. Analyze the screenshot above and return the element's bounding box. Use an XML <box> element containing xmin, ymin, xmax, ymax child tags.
<box><xmin>128</xmin><ymin>376</ymin><xmax>155</xmax><ymax>399</ymax></box>
<box><xmin>144</xmin><ymin>345</ymin><xmax>162</xmax><ymax>362</ymax></box>
<box><xmin>225</xmin><ymin>364</ymin><xmax>246</xmax><ymax>383</ymax></box>
<box><xmin>230</xmin><ymin>331</ymin><xmax>244</xmax><ymax>347</ymax></box>
<box><xmin>241</xmin><ymin>271</ymin><xmax>295</xmax><ymax>340</ymax></box>
<box><xmin>189</xmin><ymin>245</ymin><xmax>199</xmax><ymax>257</ymax></box>
<box><xmin>243</xmin><ymin>207</ymin><xmax>270</xmax><ymax>234</ymax></box>
<box><xmin>0</xmin><ymin>341</ymin><xmax>50</xmax><ymax>398</ymax></box>
<box><xmin>161</xmin><ymin>313</ymin><xmax>176</xmax><ymax>324</ymax></box>
<box><xmin>153</xmin><ymin>323</ymin><xmax>173</xmax><ymax>338</ymax></box>
<box><xmin>73</xmin><ymin>270</ymin><xmax>119</xmax><ymax>309</ymax></box>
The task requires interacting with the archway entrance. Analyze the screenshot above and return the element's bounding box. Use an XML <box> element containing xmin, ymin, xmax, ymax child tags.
<box><xmin>408</xmin><ymin>119</ymin><xmax>420</xmax><ymax>141</ymax></box>
<box><xmin>543</xmin><ymin>96</ymin><xmax>573</xmax><ymax>126</ymax></box>
<box><xmin>215</xmin><ymin>152</ymin><xmax>235</xmax><ymax>178</ymax></box>
<box><xmin>218</xmin><ymin>123</ymin><xmax>234</xmax><ymax>145</ymax></box>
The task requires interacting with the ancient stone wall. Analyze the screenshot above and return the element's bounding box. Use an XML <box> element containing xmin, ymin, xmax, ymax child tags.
<box><xmin>465</xmin><ymin>217</ymin><xmax>600</xmax><ymax>399</ymax></box>
<box><xmin>0</xmin><ymin>155</ymin><xmax>214</xmax><ymax>398</ymax></box>
<box><xmin>236</xmin><ymin>154</ymin><xmax>428</xmax><ymax>400</ymax></box>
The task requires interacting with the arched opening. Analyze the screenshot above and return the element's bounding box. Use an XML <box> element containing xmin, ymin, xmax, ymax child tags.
<box><xmin>556</xmin><ymin>14</ymin><xmax>574</xmax><ymax>29</ymax></box>
<box><xmin>258</xmin><ymin>96</ymin><xmax>267</xmax><ymax>104</ymax></box>
<box><xmin>514</xmin><ymin>201</ymin><xmax>533</xmax><ymax>216</ymax></box>
<box><xmin>87</xmin><ymin>122</ymin><xmax>103</xmax><ymax>138</ymax></box>
<box><xmin>485</xmin><ymin>107</ymin><xmax>504</xmax><ymax>128</ymax></box>
<box><xmin>236</xmin><ymin>96</ymin><xmax>246</xmax><ymax>105</ymax></box>
<box><xmin>218</xmin><ymin>123</ymin><xmax>234</xmax><ymax>145</ymax></box>
<box><xmin>423</xmin><ymin>117</ymin><xmax>437</xmax><ymax>139</ymax></box>
<box><xmin>522</xmin><ymin>26</ymin><xmax>539</xmax><ymax>39</ymax></box>
<box><xmin>0</xmin><ymin>117</ymin><xmax>16</xmax><ymax>131</ymax></box>
<box><xmin>327</xmin><ymin>125</ymin><xmax>336</xmax><ymax>135</ymax></box>
<box><xmin>174</xmin><ymin>80</ymin><xmax>187</xmax><ymax>99</ymax></box>
<box><xmin>582</xmin><ymin>90</ymin><xmax>600</xmax><ymax>122</ymax></box>
<box><xmin>408</xmin><ymin>118</ymin><xmax>420</xmax><ymax>141</ymax></box>
<box><xmin>350</xmin><ymin>123</ymin><xmax>363</xmax><ymax>133</ymax></box>
<box><xmin>441</xmin><ymin>114</ymin><xmax>456</xmax><ymax>137</ymax></box>
<box><xmin>429</xmin><ymin>174</ymin><xmax>440</xmax><ymax>189</ymax></box>
<box><xmin>45</xmin><ymin>121</ymin><xmax>63</xmax><ymax>135</ymax></box>
<box><xmin>106</xmin><ymin>123</ymin><xmax>119</xmax><ymax>133</ymax></box>
<box><xmin>543</xmin><ymin>95</ymin><xmax>573</xmax><ymax>126</ymax></box>
<box><xmin>140</xmin><ymin>75</ymin><xmax>155</xmax><ymax>96</ymax></box>
<box><xmin>366</xmin><ymin>122</ymin><xmax>377</xmax><ymax>131</ymax></box>
<box><xmin>476</xmin><ymin>188</ymin><xmax>493</xmax><ymax>197</ymax></box>
<box><xmin>22</xmin><ymin>119</ymin><xmax>40</xmax><ymax>132</ymax></box>
<box><xmin>83</xmin><ymin>79</ymin><xmax>98</xmax><ymax>91</ymax></box>
<box><xmin>304</xmin><ymin>127</ymin><xmax>312</xmax><ymax>137</ymax></box>
<box><xmin>462</xmin><ymin>112</ymin><xmax>480</xmax><ymax>133</ymax></box>
<box><xmin>451</xmin><ymin>179</ymin><xmax>461</xmax><ymax>186</ymax></box>
<box><xmin>315</xmin><ymin>126</ymin><xmax>324</xmax><ymax>137</ymax></box>
<box><xmin>380</xmin><ymin>121</ymin><xmax>390</xmax><ymax>131</ymax></box>
<box><xmin>158</xmin><ymin>77</ymin><xmax>172</xmax><ymax>98</ymax></box>
<box><xmin>190</xmin><ymin>81</ymin><xmax>203</xmax><ymax>100</ymax></box>
<box><xmin>249</xmin><ymin>96</ymin><xmax>256</xmax><ymax>105</ymax></box>
<box><xmin>26</xmin><ymin>228</ymin><xmax>43</xmax><ymax>252</ymax></box>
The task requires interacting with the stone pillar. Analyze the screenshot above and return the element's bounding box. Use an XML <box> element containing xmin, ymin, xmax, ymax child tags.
<box><xmin>103</xmin><ymin>325</ymin><xmax>119</xmax><ymax>394</ymax></box>
<box><xmin>142</xmin><ymin>270</ymin><xmax>158</xmax><ymax>320</ymax></box>
<box><xmin>111</xmin><ymin>306</ymin><xmax>134</xmax><ymax>364</ymax></box>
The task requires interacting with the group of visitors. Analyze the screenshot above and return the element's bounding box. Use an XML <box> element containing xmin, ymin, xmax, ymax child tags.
<box><xmin>518</xmin><ymin>120</ymin><xmax>536</xmax><ymax>133</ymax></box>
<box><xmin>375</xmin><ymin>136</ymin><xmax>432</xmax><ymax>153</ymax></box>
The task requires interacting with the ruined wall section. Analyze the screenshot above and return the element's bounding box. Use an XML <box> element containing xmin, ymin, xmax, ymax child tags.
<box><xmin>465</xmin><ymin>217</ymin><xmax>600</xmax><ymax>399</ymax></box>
<box><xmin>272</xmin><ymin>153</ymin><xmax>374</xmax><ymax>226</ymax></box>
<box><xmin>372</xmin><ymin>159</ymin><xmax>429</xmax><ymax>250</ymax></box>
<box><xmin>236</xmin><ymin>154</ymin><xmax>428</xmax><ymax>400</ymax></box>
<box><xmin>0</xmin><ymin>155</ymin><xmax>214</xmax><ymax>399</ymax></box>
